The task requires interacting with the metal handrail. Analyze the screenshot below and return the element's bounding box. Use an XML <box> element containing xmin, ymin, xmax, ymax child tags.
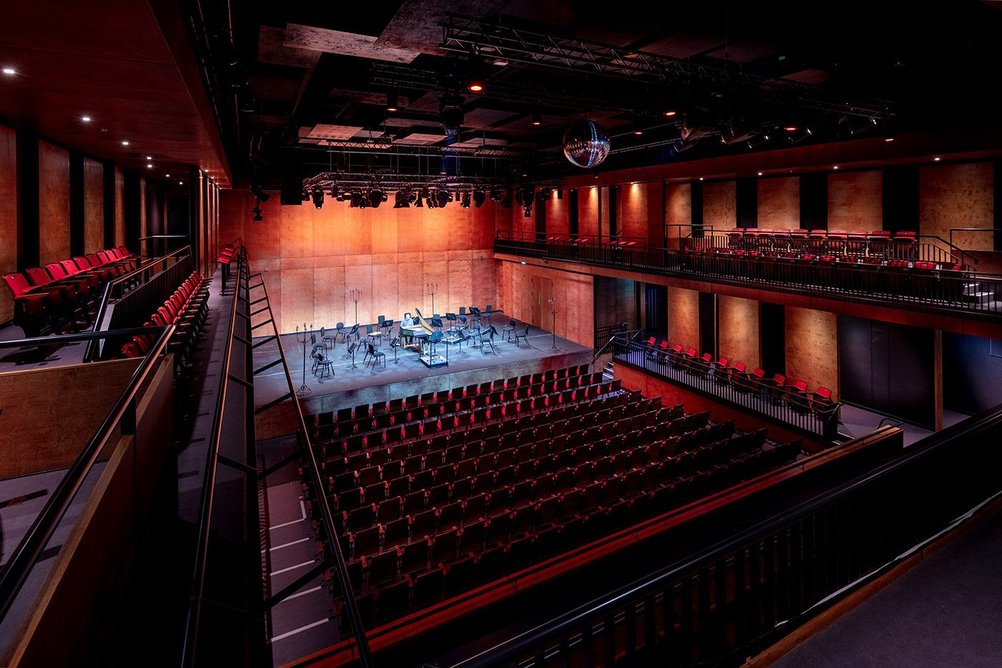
<box><xmin>0</xmin><ymin>322</ymin><xmax>175</xmax><ymax>624</ymax></box>
<box><xmin>180</xmin><ymin>246</ymin><xmax>247</xmax><ymax>667</ymax></box>
<box><xmin>445</xmin><ymin>405</ymin><xmax>1002</xmax><ymax>667</ymax></box>
<box><xmin>592</xmin><ymin>327</ymin><xmax>642</xmax><ymax>361</ymax></box>
<box><xmin>251</xmin><ymin>275</ymin><xmax>374</xmax><ymax>667</ymax></box>
<box><xmin>0</xmin><ymin>325</ymin><xmax>168</xmax><ymax>352</ymax></box>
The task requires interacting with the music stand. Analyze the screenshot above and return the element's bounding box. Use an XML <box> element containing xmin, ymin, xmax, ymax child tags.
<box><xmin>294</xmin><ymin>323</ymin><xmax>312</xmax><ymax>395</ymax></box>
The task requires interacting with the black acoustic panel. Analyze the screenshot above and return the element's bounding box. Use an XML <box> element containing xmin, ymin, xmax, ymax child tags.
<box><xmin>838</xmin><ymin>315</ymin><xmax>934</xmax><ymax>427</ymax></box>
<box><xmin>279</xmin><ymin>148</ymin><xmax>304</xmax><ymax>206</ymax></box>
<box><xmin>736</xmin><ymin>178</ymin><xmax>757</xmax><ymax>229</ymax></box>
<box><xmin>882</xmin><ymin>165</ymin><xmax>919</xmax><ymax>233</ymax></box>
<box><xmin>800</xmin><ymin>172</ymin><xmax>827</xmax><ymax>231</ymax></box>
<box><xmin>759</xmin><ymin>302</ymin><xmax>785</xmax><ymax>375</ymax></box>
<box><xmin>123</xmin><ymin>170</ymin><xmax>142</xmax><ymax>253</ymax></box>
<box><xmin>645</xmin><ymin>284</ymin><xmax>666</xmax><ymax>332</ymax></box>
<box><xmin>943</xmin><ymin>333</ymin><xmax>1002</xmax><ymax>414</ymax></box>
<box><xmin>69</xmin><ymin>151</ymin><xmax>84</xmax><ymax>257</ymax></box>
<box><xmin>698</xmin><ymin>292</ymin><xmax>716</xmax><ymax>358</ymax></box>
<box><xmin>535</xmin><ymin>191</ymin><xmax>546</xmax><ymax>241</ymax></box>
<box><xmin>103</xmin><ymin>161</ymin><xmax>116</xmax><ymax>248</ymax></box>
<box><xmin>608</xmin><ymin>185</ymin><xmax>618</xmax><ymax>238</ymax></box>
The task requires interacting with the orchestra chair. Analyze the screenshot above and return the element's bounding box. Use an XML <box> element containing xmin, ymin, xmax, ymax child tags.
<box><xmin>502</xmin><ymin>319</ymin><xmax>517</xmax><ymax>342</ymax></box>
<box><xmin>514</xmin><ymin>325</ymin><xmax>530</xmax><ymax>347</ymax></box>
<box><xmin>365</xmin><ymin>342</ymin><xmax>386</xmax><ymax>369</ymax></box>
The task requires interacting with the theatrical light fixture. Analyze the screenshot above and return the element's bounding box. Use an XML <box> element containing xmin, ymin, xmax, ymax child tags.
<box><xmin>460</xmin><ymin>192</ymin><xmax>472</xmax><ymax>208</ymax></box>
<box><xmin>467</xmin><ymin>79</ymin><xmax>485</xmax><ymax>93</ymax></box>
<box><xmin>368</xmin><ymin>189</ymin><xmax>386</xmax><ymax>208</ymax></box>
<box><xmin>386</xmin><ymin>91</ymin><xmax>399</xmax><ymax>113</ymax></box>
<box><xmin>473</xmin><ymin>189</ymin><xmax>486</xmax><ymax>207</ymax></box>
<box><xmin>81</xmin><ymin>115</ymin><xmax>92</xmax><ymax>123</ymax></box>
<box><xmin>436</xmin><ymin>190</ymin><xmax>452</xmax><ymax>208</ymax></box>
<box><xmin>530</xmin><ymin>113</ymin><xmax>542</xmax><ymax>126</ymax></box>
<box><xmin>2</xmin><ymin>67</ymin><xmax>15</xmax><ymax>76</ymax></box>
<box><xmin>252</xmin><ymin>207</ymin><xmax>263</xmax><ymax>222</ymax></box>
<box><xmin>663</xmin><ymin>109</ymin><xmax>677</xmax><ymax>117</ymax></box>
<box><xmin>312</xmin><ymin>188</ymin><xmax>325</xmax><ymax>209</ymax></box>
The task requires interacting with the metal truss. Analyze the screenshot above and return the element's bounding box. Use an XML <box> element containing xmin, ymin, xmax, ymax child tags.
<box><xmin>440</xmin><ymin>14</ymin><xmax>894</xmax><ymax>120</ymax></box>
<box><xmin>303</xmin><ymin>171</ymin><xmax>519</xmax><ymax>192</ymax></box>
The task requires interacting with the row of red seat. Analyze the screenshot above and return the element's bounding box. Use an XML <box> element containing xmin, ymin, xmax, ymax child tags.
<box><xmin>715</xmin><ymin>228</ymin><xmax>920</xmax><ymax>259</ymax></box>
<box><xmin>311</xmin><ymin>379</ymin><xmax>798</xmax><ymax>628</ymax></box>
<box><xmin>3</xmin><ymin>247</ymin><xmax>136</xmax><ymax>336</ymax></box>
<box><xmin>120</xmin><ymin>271</ymin><xmax>208</xmax><ymax>361</ymax></box>
<box><xmin>643</xmin><ymin>338</ymin><xmax>836</xmax><ymax>414</ymax></box>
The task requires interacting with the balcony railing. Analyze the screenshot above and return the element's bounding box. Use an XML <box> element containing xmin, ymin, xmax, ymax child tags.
<box><xmin>611</xmin><ymin>334</ymin><xmax>841</xmax><ymax>441</ymax></box>
<box><xmin>494</xmin><ymin>234</ymin><xmax>1002</xmax><ymax>318</ymax></box>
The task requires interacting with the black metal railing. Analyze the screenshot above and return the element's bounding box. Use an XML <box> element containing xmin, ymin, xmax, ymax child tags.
<box><xmin>611</xmin><ymin>334</ymin><xmax>840</xmax><ymax>441</ymax></box>
<box><xmin>87</xmin><ymin>245</ymin><xmax>195</xmax><ymax>360</ymax></box>
<box><xmin>0</xmin><ymin>324</ymin><xmax>174</xmax><ymax>658</ymax></box>
<box><xmin>494</xmin><ymin>237</ymin><xmax>1002</xmax><ymax>318</ymax></box>
<box><xmin>180</xmin><ymin>247</ymin><xmax>263</xmax><ymax>665</ymax></box>
<box><xmin>441</xmin><ymin>405</ymin><xmax>1002</xmax><ymax>668</ymax></box>
<box><xmin>247</xmin><ymin>274</ymin><xmax>374</xmax><ymax>666</ymax></box>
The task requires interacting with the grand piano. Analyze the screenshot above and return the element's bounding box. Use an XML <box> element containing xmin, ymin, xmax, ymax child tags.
<box><xmin>399</xmin><ymin>308</ymin><xmax>434</xmax><ymax>350</ymax></box>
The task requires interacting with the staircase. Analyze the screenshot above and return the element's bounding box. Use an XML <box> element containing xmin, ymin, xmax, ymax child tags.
<box><xmin>603</xmin><ymin>359</ymin><xmax>615</xmax><ymax>382</ymax></box>
<box><xmin>962</xmin><ymin>279</ymin><xmax>1001</xmax><ymax>309</ymax></box>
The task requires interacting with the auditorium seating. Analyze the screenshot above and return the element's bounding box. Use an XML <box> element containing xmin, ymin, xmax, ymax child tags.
<box><xmin>119</xmin><ymin>270</ymin><xmax>209</xmax><ymax>364</ymax></box>
<box><xmin>307</xmin><ymin>364</ymin><xmax>801</xmax><ymax>629</ymax></box>
<box><xmin>3</xmin><ymin>246</ymin><xmax>138</xmax><ymax>337</ymax></box>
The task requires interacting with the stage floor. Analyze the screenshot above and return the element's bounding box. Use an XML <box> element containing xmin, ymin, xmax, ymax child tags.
<box><xmin>252</xmin><ymin>321</ymin><xmax>594</xmax><ymax>418</ymax></box>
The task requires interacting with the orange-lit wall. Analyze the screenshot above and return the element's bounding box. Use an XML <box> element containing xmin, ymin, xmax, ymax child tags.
<box><xmin>785</xmin><ymin>306</ymin><xmax>839</xmax><ymax>400</ymax></box>
<box><xmin>38</xmin><ymin>140</ymin><xmax>70</xmax><ymax>264</ymax></box>
<box><xmin>757</xmin><ymin>176</ymin><xmax>799</xmax><ymax>230</ymax></box>
<box><xmin>616</xmin><ymin>181</ymin><xmax>662</xmax><ymax>245</ymax></box>
<box><xmin>496</xmin><ymin>259</ymin><xmax>595</xmax><ymax>348</ymax></box>
<box><xmin>667</xmin><ymin>286</ymin><xmax>699</xmax><ymax>349</ymax></box>
<box><xmin>546</xmin><ymin>190</ymin><xmax>569</xmax><ymax>236</ymax></box>
<box><xmin>0</xmin><ymin>126</ymin><xmax>16</xmax><ymax>322</ymax></box>
<box><xmin>920</xmin><ymin>162</ymin><xmax>995</xmax><ymax>250</ymax></box>
<box><xmin>718</xmin><ymin>295</ymin><xmax>760</xmax><ymax>370</ymax></box>
<box><xmin>220</xmin><ymin>191</ymin><xmax>501</xmax><ymax>333</ymax></box>
<box><xmin>83</xmin><ymin>157</ymin><xmax>104</xmax><ymax>253</ymax></box>
<box><xmin>578</xmin><ymin>186</ymin><xmax>600</xmax><ymax>237</ymax></box>
<box><xmin>703</xmin><ymin>180</ymin><xmax>736</xmax><ymax>230</ymax></box>
<box><xmin>665</xmin><ymin>182</ymin><xmax>691</xmax><ymax>248</ymax></box>
<box><xmin>828</xmin><ymin>170</ymin><xmax>882</xmax><ymax>232</ymax></box>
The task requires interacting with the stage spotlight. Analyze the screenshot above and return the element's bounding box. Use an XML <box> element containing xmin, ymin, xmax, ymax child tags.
<box><xmin>436</xmin><ymin>190</ymin><xmax>452</xmax><ymax>208</ymax></box>
<box><xmin>460</xmin><ymin>192</ymin><xmax>472</xmax><ymax>208</ymax></box>
<box><xmin>386</xmin><ymin>91</ymin><xmax>399</xmax><ymax>113</ymax></box>
<box><xmin>252</xmin><ymin>206</ymin><xmax>263</xmax><ymax>222</ymax></box>
<box><xmin>473</xmin><ymin>189</ymin><xmax>486</xmax><ymax>207</ymax></box>
<box><xmin>311</xmin><ymin>188</ymin><xmax>324</xmax><ymax>209</ymax></box>
<box><xmin>394</xmin><ymin>190</ymin><xmax>411</xmax><ymax>208</ymax></box>
<box><xmin>467</xmin><ymin>79</ymin><xmax>485</xmax><ymax>94</ymax></box>
<box><xmin>489</xmin><ymin>187</ymin><xmax>502</xmax><ymax>202</ymax></box>
<box><xmin>369</xmin><ymin>189</ymin><xmax>386</xmax><ymax>208</ymax></box>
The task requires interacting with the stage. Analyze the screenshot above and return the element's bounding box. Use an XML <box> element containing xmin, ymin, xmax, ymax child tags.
<box><xmin>252</xmin><ymin>321</ymin><xmax>594</xmax><ymax>423</ymax></box>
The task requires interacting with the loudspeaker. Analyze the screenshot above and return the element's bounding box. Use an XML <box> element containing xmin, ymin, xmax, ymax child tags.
<box><xmin>279</xmin><ymin>148</ymin><xmax>303</xmax><ymax>205</ymax></box>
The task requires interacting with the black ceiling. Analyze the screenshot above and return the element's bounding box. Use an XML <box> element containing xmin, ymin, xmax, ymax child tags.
<box><xmin>196</xmin><ymin>0</ymin><xmax>1002</xmax><ymax>189</ymax></box>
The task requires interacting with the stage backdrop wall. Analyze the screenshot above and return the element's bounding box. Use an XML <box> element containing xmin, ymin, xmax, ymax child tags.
<box><xmin>219</xmin><ymin>191</ymin><xmax>501</xmax><ymax>334</ymax></box>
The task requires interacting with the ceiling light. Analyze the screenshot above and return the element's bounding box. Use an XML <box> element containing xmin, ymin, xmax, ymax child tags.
<box><xmin>2</xmin><ymin>67</ymin><xmax>16</xmax><ymax>76</ymax></box>
<box><xmin>121</xmin><ymin>140</ymin><xmax>130</xmax><ymax>146</ymax></box>
<box><xmin>81</xmin><ymin>115</ymin><xmax>92</xmax><ymax>123</ymax></box>
<box><xmin>934</xmin><ymin>156</ymin><xmax>942</xmax><ymax>162</ymax></box>
<box><xmin>386</xmin><ymin>91</ymin><xmax>398</xmax><ymax>113</ymax></box>
<box><xmin>145</xmin><ymin>155</ymin><xmax>152</xmax><ymax>160</ymax></box>
<box><xmin>699</xmin><ymin>177</ymin><xmax>704</xmax><ymax>181</ymax></box>
<box><xmin>531</xmin><ymin>113</ymin><xmax>542</xmax><ymax>126</ymax></box>
<box><xmin>784</xmin><ymin>126</ymin><xmax>798</xmax><ymax>132</ymax></box>
<box><xmin>146</xmin><ymin>163</ymin><xmax>153</xmax><ymax>169</ymax></box>
<box><xmin>884</xmin><ymin>137</ymin><xmax>895</xmax><ymax>143</ymax></box>
<box><xmin>165</xmin><ymin>173</ymin><xmax>171</xmax><ymax>178</ymax></box>
<box><xmin>833</xmin><ymin>165</ymin><xmax>840</xmax><ymax>170</ymax></box>
<box><xmin>467</xmin><ymin>80</ymin><xmax>485</xmax><ymax>93</ymax></box>
<box><xmin>663</xmin><ymin>110</ymin><xmax>677</xmax><ymax>118</ymax></box>
<box><xmin>634</xmin><ymin>129</ymin><xmax>644</xmax><ymax>136</ymax></box>
<box><xmin>757</xmin><ymin>171</ymin><xmax>763</xmax><ymax>176</ymax></box>
<box><xmin>178</xmin><ymin>181</ymin><xmax>184</xmax><ymax>185</ymax></box>
<box><xmin>491</xmin><ymin>58</ymin><xmax>509</xmax><ymax>67</ymax></box>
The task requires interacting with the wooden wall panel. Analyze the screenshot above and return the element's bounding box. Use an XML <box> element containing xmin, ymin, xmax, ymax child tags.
<box><xmin>718</xmin><ymin>295</ymin><xmax>760</xmax><ymax>369</ymax></box>
<box><xmin>0</xmin><ymin>125</ymin><xmax>16</xmax><ymax>323</ymax></box>
<box><xmin>38</xmin><ymin>140</ymin><xmax>71</xmax><ymax>263</ymax></box>
<box><xmin>219</xmin><ymin>191</ymin><xmax>499</xmax><ymax>332</ymax></box>
<box><xmin>546</xmin><ymin>192</ymin><xmax>569</xmax><ymax>236</ymax></box>
<box><xmin>496</xmin><ymin>260</ymin><xmax>594</xmax><ymax>347</ymax></box>
<box><xmin>83</xmin><ymin>157</ymin><xmax>104</xmax><ymax>253</ymax></box>
<box><xmin>619</xmin><ymin>181</ymin><xmax>649</xmax><ymax>239</ymax></box>
<box><xmin>786</xmin><ymin>306</ymin><xmax>839</xmax><ymax>399</ymax></box>
<box><xmin>665</xmin><ymin>182</ymin><xmax>691</xmax><ymax>248</ymax></box>
<box><xmin>828</xmin><ymin>170</ymin><xmax>882</xmax><ymax>232</ymax></box>
<box><xmin>0</xmin><ymin>358</ymin><xmax>140</xmax><ymax>477</ymax></box>
<box><xmin>578</xmin><ymin>186</ymin><xmax>600</xmax><ymax>237</ymax></box>
<box><xmin>667</xmin><ymin>286</ymin><xmax>699</xmax><ymax>348</ymax></box>
<box><xmin>114</xmin><ymin>166</ymin><xmax>125</xmax><ymax>248</ymax></box>
<box><xmin>703</xmin><ymin>180</ymin><xmax>736</xmax><ymax>231</ymax></box>
<box><xmin>920</xmin><ymin>162</ymin><xmax>994</xmax><ymax>250</ymax></box>
<box><xmin>757</xmin><ymin>176</ymin><xmax>799</xmax><ymax>230</ymax></box>
<box><xmin>512</xmin><ymin>205</ymin><xmax>534</xmax><ymax>239</ymax></box>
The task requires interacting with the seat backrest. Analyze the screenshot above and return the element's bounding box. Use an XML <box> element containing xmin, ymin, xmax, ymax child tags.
<box><xmin>734</xmin><ymin>362</ymin><xmax>746</xmax><ymax>373</ymax></box>
<box><xmin>815</xmin><ymin>386</ymin><xmax>832</xmax><ymax>400</ymax></box>
<box><xmin>752</xmin><ymin>368</ymin><xmax>765</xmax><ymax>379</ymax></box>
<box><xmin>793</xmin><ymin>379</ymin><xmax>808</xmax><ymax>392</ymax></box>
<box><xmin>3</xmin><ymin>272</ymin><xmax>32</xmax><ymax>298</ymax></box>
<box><xmin>46</xmin><ymin>263</ymin><xmax>68</xmax><ymax>280</ymax></box>
<box><xmin>74</xmin><ymin>256</ymin><xmax>92</xmax><ymax>270</ymax></box>
<box><xmin>62</xmin><ymin>259</ymin><xmax>82</xmax><ymax>275</ymax></box>
<box><xmin>86</xmin><ymin>252</ymin><xmax>102</xmax><ymax>266</ymax></box>
<box><xmin>772</xmin><ymin>373</ymin><xmax>785</xmax><ymax>385</ymax></box>
<box><xmin>25</xmin><ymin>267</ymin><xmax>51</xmax><ymax>286</ymax></box>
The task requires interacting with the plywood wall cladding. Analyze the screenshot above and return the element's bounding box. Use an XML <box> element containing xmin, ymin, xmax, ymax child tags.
<box><xmin>785</xmin><ymin>305</ymin><xmax>839</xmax><ymax>400</ymax></box>
<box><xmin>667</xmin><ymin>286</ymin><xmax>699</xmax><ymax>350</ymax></box>
<box><xmin>920</xmin><ymin>162</ymin><xmax>994</xmax><ymax>250</ymax></box>
<box><xmin>617</xmin><ymin>182</ymin><xmax>651</xmax><ymax>240</ymax></box>
<box><xmin>757</xmin><ymin>176</ymin><xmax>799</xmax><ymax>230</ymax></box>
<box><xmin>0</xmin><ymin>125</ymin><xmax>16</xmax><ymax>323</ymax></box>
<box><xmin>38</xmin><ymin>140</ymin><xmax>71</xmax><ymax>264</ymax></box>
<box><xmin>828</xmin><ymin>170</ymin><xmax>881</xmax><ymax>233</ymax></box>
<box><xmin>220</xmin><ymin>191</ymin><xmax>500</xmax><ymax>333</ymax></box>
<box><xmin>546</xmin><ymin>191</ymin><xmax>569</xmax><ymax>237</ymax></box>
<box><xmin>496</xmin><ymin>260</ymin><xmax>595</xmax><ymax>348</ymax></box>
<box><xmin>83</xmin><ymin>158</ymin><xmax>104</xmax><ymax>253</ymax></box>
<box><xmin>718</xmin><ymin>295</ymin><xmax>760</xmax><ymax>370</ymax></box>
<box><xmin>114</xmin><ymin>166</ymin><xmax>126</xmax><ymax>248</ymax></box>
<box><xmin>703</xmin><ymin>180</ymin><xmax>736</xmax><ymax>230</ymax></box>
<box><xmin>578</xmin><ymin>186</ymin><xmax>600</xmax><ymax>237</ymax></box>
<box><xmin>512</xmin><ymin>205</ymin><xmax>533</xmax><ymax>239</ymax></box>
<box><xmin>665</xmin><ymin>182</ymin><xmax>691</xmax><ymax>246</ymax></box>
